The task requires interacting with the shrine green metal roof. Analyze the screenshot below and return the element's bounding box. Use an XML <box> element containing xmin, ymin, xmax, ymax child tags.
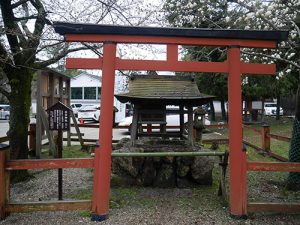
<box><xmin>115</xmin><ymin>75</ymin><xmax>214</xmax><ymax>106</ymax></box>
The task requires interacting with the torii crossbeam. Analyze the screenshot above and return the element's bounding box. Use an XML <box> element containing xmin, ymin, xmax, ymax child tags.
<box><xmin>54</xmin><ymin>22</ymin><xmax>288</xmax><ymax>221</ymax></box>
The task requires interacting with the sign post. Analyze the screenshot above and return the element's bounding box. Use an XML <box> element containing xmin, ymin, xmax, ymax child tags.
<box><xmin>47</xmin><ymin>101</ymin><xmax>71</xmax><ymax>200</ymax></box>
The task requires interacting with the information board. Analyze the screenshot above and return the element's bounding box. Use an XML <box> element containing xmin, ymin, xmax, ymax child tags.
<box><xmin>47</xmin><ymin>102</ymin><xmax>71</xmax><ymax>131</ymax></box>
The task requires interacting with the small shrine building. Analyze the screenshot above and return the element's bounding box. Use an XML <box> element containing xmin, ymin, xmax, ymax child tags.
<box><xmin>115</xmin><ymin>75</ymin><xmax>214</xmax><ymax>145</ymax></box>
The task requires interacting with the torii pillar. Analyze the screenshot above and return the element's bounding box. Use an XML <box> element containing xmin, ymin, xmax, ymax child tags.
<box><xmin>90</xmin><ymin>42</ymin><xmax>116</xmax><ymax>221</ymax></box>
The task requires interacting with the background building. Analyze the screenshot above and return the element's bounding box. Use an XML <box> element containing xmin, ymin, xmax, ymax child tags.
<box><xmin>70</xmin><ymin>73</ymin><xmax>127</xmax><ymax>123</ymax></box>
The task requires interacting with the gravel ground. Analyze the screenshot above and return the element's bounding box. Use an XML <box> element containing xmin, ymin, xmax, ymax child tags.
<box><xmin>1</xmin><ymin>167</ymin><xmax>300</xmax><ymax>225</ymax></box>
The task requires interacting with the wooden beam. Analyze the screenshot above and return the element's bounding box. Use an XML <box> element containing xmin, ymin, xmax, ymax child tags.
<box><xmin>248</xmin><ymin>202</ymin><xmax>300</xmax><ymax>213</ymax></box>
<box><xmin>131</xmin><ymin>107</ymin><xmax>138</xmax><ymax>146</ymax></box>
<box><xmin>71</xmin><ymin>124</ymin><xmax>99</xmax><ymax>128</ymax></box>
<box><xmin>66</xmin><ymin>58</ymin><xmax>102</xmax><ymax>69</ymax></box>
<box><xmin>268</xmin><ymin>133</ymin><xmax>291</xmax><ymax>142</ymax></box>
<box><xmin>241</xmin><ymin>62</ymin><xmax>275</xmax><ymax>75</ymax></box>
<box><xmin>67</xmin><ymin>57</ymin><xmax>229</xmax><ymax>72</ymax></box>
<box><xmin>91</xmin><ymin>42</ymin><xmax>116</xmax><ymax>218</ymax></box>
<box><xmin>39</xmin><ymin>106</ymin><xmax>56</xmax><ymax>156</ymax></box>
<box><xmin>117</xmin><ymin>59</ymin><xmax>229</xmax><ymax>73</ymax></box>
<box><xmin>247</xmin><ymin>161</ymin><xmax>300</xmax><ymax>172</ymax></box>
<box><xmin>112</xmin><ymin>151</ymin><xmax>225</xmax><ymax>157</ymax></box>
<box><xmin>0</xmin><ymin>150</ymin><xmax>9</xmax><ymax>219</ymax></box>
<box><xmin>243</xmin><ymin>140</ymin><xmax>265</xmax><ymax>153</ymax></box>
<box><xmin>268</xmin><ymin>152</ymin><xmax>288</xmax><ymax>162</ymax></box>
<box><xmin>6</xmin><ymin>158</ymin><xmax>94</xmax><ymax>171</ymax></box>
<box><xmin>138</xmin><ymin>133</ymin><xmax>182</xmax><ymax>138</ymax></box>
<box><xmin>71</xmin><ymin>124</ymin><xmax>182</xmax><ymax>129</ymax></box>
<box><xmin>227</xmin><ymin>47</ymin><xmax>247</xmax><ymax>216</ymax></box>
<box><xmin>206</xmin><ymin>124</ymin><xmax>228</xmax><ymax>129</ymax></box>
<box><xmin>243</xmin><ymin>125</ymin><xmax>261</xmax><ymax>134</ymax></box>
<box><xmin>70</xmin><ymin>111</ymin><xmax>84</xmax><ymax>146</ymax></box>
<box><xmin>65</xmin><ymin>34</ymin><xmax>277</xmax><ymax>48</ymax></box>
<box><xmin>202</xmin><ymin>138</ymin><xmax>229</xmax><ymax>144</ymax></box>
<box><xmin>187</xmin><ymin>106</ymin><xmax>194</xmax><ymax>146</ymax></box>
<box><xmin>66</xmin><ymin>57</ymin><xmax>276</xmax><ymax>74</ymax></box>
<box><xmin>7</xmin><ymin>200</ymin><xmax>91</xmax><ymax>213</ymax></box>
<box><xmin>167</xmin><ymin>44</ymin><xmax>178</xmax><ymax>62</ymax></box>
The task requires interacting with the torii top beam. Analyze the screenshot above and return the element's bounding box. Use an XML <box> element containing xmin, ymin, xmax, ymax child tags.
<box><xmin>53</xmin><ymin>22</ymin><xmax>288</xmax><ymax>75</ymax></box>
<box><xmin>53</xmin><ymin>22</ymin><xmax>288</xmax><ymax>48</ymax></box>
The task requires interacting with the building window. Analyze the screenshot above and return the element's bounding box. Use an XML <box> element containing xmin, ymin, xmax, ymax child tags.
<box><xmin>97</xmin><ymin>87</ymin><xmax>101</xmax><ymax>99</ymax></box>
<box><xmin>71</xmin><ymin>87</ymin><xmax>82</xmax><ymax>99</ymax></box>
<box><xmin>84</xmin><ymin>87</ymin><xmax>96</xmax><ymax>99</ymax></box>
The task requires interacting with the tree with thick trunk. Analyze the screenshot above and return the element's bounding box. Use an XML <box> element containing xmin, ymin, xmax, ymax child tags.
<box><xmin>0</xmin><ymin>0</ymin><xmax>80</xmax><ymax>160</ymax></box>
<box><xmin>0</xmin><ymin>0</ymin><xmax>159</xmax><ymax>161</ymax></box>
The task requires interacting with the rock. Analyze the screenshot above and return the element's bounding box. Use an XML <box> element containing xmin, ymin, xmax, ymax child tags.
<box><xmin>112</xmin><ymin>154</ymin><xmax>140</xmax><ymax>177</ymax></box>
<box><xmin>176</xmin><ymin>163</ymin><xmax>190</xmax><ymax>178</ymax></box>
<box><xmin>112</xmin><ymin>138</ymin><xmax>214</xmax><ymax>188</ymax></box>
<box><xmin>180</xmin><ymin>156</ymin><xmax>194</xmax><ymax>166</ymax></box>
<box><xmin>190</xmin><ymin>157</ymin><xmax>214</xmax><ymax>185</ymax></box>
<box><xmin>163</xmin><ymin>156</ymin><xmax>174</xmax><ymax>164</ymax></box>
<box><xmin>153</xmin><ymin>164</ymin><xmax>175</xmax><ymax>187</ymax></box>
<box><xmin>141</xmin><ymin>158</ymin><xmax>156</xmax><ymax>186</ymax></box>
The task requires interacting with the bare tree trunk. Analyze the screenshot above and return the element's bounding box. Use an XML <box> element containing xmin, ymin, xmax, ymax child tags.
<box><xmin>7</xmin><ymin>68</ymin><xmax>32</xmax><ymax>160</ymax></box>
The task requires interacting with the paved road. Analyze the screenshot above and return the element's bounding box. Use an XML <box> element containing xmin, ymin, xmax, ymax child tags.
<box><xmin>69</xmin><ymin>123</ymin><xmax>130</xmax><ymax>141</ymax></box>
<box><xmin>0</xmin><ymin>120</ymin><xmax>129</xmax><ymax>145</ymax></box>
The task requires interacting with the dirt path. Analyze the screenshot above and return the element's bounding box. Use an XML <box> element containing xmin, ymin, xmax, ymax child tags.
<box><xmin>1</xmin><ymin>168</ymin><xmax>299</xmax><ymax>225</ymax></box>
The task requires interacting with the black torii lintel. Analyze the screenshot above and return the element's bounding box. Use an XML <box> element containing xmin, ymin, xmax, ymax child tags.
<box><xmin>53</xmin><ymin>22</ymin><xmax>289</xmax><ymax>43</ymax></box>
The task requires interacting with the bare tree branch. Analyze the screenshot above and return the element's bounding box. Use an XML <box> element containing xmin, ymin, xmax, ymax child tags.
<box><xmin>0</xmin><ymin>40</ymin><xmax>13</xmax><ymax>67</ymax></box>
<box><xmin>0</xmin><ymin>86</ymin><xmax>10</xmax><ymax>98</ymax></box>
<box><xmin>97</xmin><ymin>0</ymin><xmax>134</xmax><ymax>25</ymax></box>
<box><xmin>241</xmin><ymin>50</ymin><xmax>300</xmax><ymax>70</ymax></box>
<box><xmin>118</xmin><ymin>70</ymin><xmax>130</xmax><ymax>77</ymax></box>
<box><xmin>0</xmin><ymin>0</ymin><xmax>22</xmax><ymax>54</ymax></box>
<box><xmin>11</xmin><ymin>0</ymin><xmax>30</xmax><ymax>9</ymax></box>
<box><xmin>19</xmin><ymin>2</ymin><xmax>33</xmax><ymax>38</ymax></box>
<box><xmin>15</xmin><ymin>15</ymin><xmax>38</xmax><ymax>21</ymax></box>
<box><xmin>81</xmin><ymin>43</ymin><xmax>103</xmax><ymax>56</ymax></box>
<box><xmin>35</xmin><ymin>46</ymin><xmax>88</xmax><ymax>68</ymax></box>
<box><xmin>29</xmin><ymin>0</ymin><xmax>47</xmax><ymax>48</ymax></box>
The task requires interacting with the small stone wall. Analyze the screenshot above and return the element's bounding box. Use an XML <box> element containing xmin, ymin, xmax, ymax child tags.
<box><xmin>112</xmin><ymin>138</ymin><xmax>214</xmax><ymax>188</ymax></box>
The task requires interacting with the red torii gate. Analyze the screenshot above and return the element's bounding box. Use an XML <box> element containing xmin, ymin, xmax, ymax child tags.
<box><xmin>54</xmin><ymin>23</ymin><xmax>288</xmax><ymax>221</ymax></box>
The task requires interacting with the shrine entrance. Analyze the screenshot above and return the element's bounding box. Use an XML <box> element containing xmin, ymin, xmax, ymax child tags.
<box><xmin>53</xmin><ymin>23</ymin><xmax>288</xmax><ymax>220</ymax></box>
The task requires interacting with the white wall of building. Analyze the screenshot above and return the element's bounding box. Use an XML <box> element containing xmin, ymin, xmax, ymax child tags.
<box><xmin>71</xmin><ymin>74</ymin><xmax>102</xmax><ymax>88</ymax></box>
<box><xmin>70</xmin><ymin>73</ymin><xmax>127</xmax><ymax>123</ymax></box>
<box><xmin>70</xmin><ymin>74</ymin><xmax>101</xmax><ymax>105</ymax></box>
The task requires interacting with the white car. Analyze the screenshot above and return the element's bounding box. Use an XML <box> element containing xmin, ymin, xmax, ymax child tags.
<box><xmin>0</xmin><ymin>105</ymin><xmax>10</xmax><ymax>120</ymax></box>
<box><xmin>93</xmin><ymin>108</ymin><xmax>101</xmax><ymax>122</ymax></box>
<box><xmin>70</xmin><ymin>103</ymin><xmax>82</xmax><ymax>117</ymax></box>
<box><xmin>77</xmin><ymin>105</ymin><xmax>100</xmax><ymax>122</ymax></box>
<box><xmin>118</xmin><ymin>114</ymin><xmax>211</xmax><ymax>131</ymax></box>
<box><xmin>264</xmin><ymin>103</ymin><xmax>283</xmax><ymax>116</ymax></box>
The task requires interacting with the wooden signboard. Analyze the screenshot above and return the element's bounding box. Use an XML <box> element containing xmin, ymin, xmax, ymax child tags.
<box><xmin>47</xmin><ymin>102</ymin><xmax>71</xmax><ymax>131</ymax></box>
<box><xmin>46</xmin><ymin>101</ymin><xmax>71</xmax><ymax>200</ymax></box>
